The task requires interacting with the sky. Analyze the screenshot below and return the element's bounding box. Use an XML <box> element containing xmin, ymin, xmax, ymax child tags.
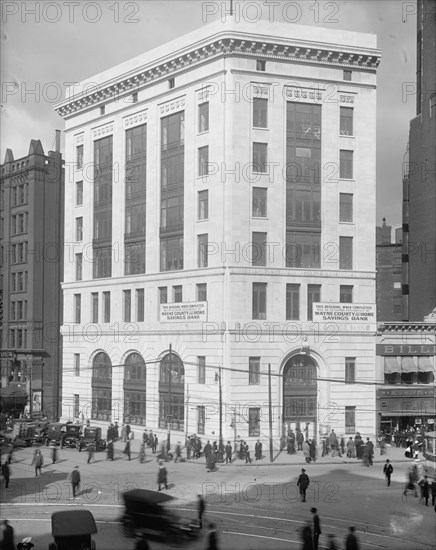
<box><xmin>1</xmin><ymin>0</ymin><xmax>418</xmax><ymax>230</ymax></box>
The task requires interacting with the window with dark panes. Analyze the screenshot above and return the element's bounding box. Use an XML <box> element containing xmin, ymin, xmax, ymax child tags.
<box><xmin>76</xmin><ymin>217</ymin><xmax>83</xmax><ymax>241</ymax></box>
<box><xmin>123</xmin><ymin>290</ymin><xmax>131</xmax><ymax>322</ymax></box>
<box><xmin>124</xmin><ymin>353</ymin><xmax>147</xmax><ymax>424</ymax></box>
<box><xmin>125</xmin><ymin>242</ymin><xmax>145</xmax><ymax>276</ymax></box>
<box><xmin>253</xmin><ymin>143</ymin><xmax>267</xmax><ymax>173</ymax></box>
<box><xmin>339</xmin><ymin>193</ymin><xmax>353</xmax><ymax>222</ymax></box>
<box><xmin>160</xmin><ymin>236</ymin><xmax>183</xmax><ymax>271</ymax></box>
<box><xmin>173</xmin><ymin>285</ymin><xmax>182</xmax><ymax>303</ymax></box>
<box><xmin>159</xmin><ymin>287</ymin><xmax>168</xmax><ymax>304</ymax></box>
<box><xmin>286</xmin><ymin>284</ymin><xmax>300</xmax><ymax>320</ymax></box>
<box><xmin>343</xmin><ymin>70</ymin><xmax>352</xmax><ymax>81</ymax></box>
<box><xmin>198</xmin><ymin>146</ymin><xmax>209</xmax><ymax>177</ymax></box>
<box><xmin>161</xmin><ymin>195</ymin><xmax>183</xmax><ymax>230</ymax></box>
<box><xmin>197</xmin><ymin>283</ymin><xmax>207</xmax><ymax>302</ymax></box>
<box><xmin>136</xmin><ymin>288</ymin><xmax>145</xmax><ymax>322</ymax></box>
<box><xmin>340</xmin><ymin>107</ymin><xmax>353</xmax><ymax>136</ymax></box>
<box><xmin>345</xmin><ymin>406</ymin><xmax>355</xmax><ymax>433</ymax></box>
<box><xmin>74</xmin><ymin>294</ymin><xmax>81</xmax><ymax>324</ymax></box>
<box><xmin>76</xmin><ymin>145</ymin><xmax>83</xmax><ymax>169</ymax></box>
<box><xmin>252</xmin><ymin>282</ymin><xmax>267</xmax><ymax>320</ymax></box>
<box><xmin>307</xmin><ymin>284</ymin><xmax>321</xmax><ymax>321</ymax></box>
<box><xmin>75</xmin><ymin>253</ymin><xmax>82</xmax><ymax>281</ymax></box>
<box><xmin>74</xmin><ymin>354</ymin><xmax>80</xmax><ymax>376</ymax></box>
<box><xmin>340</xmin><ymin>150</ymin><xmax>353</xmax><ymax>179</ymax></box>
<box><xmin>345</xmin><ymin>357</ymin><xmax>355</xmax><ymax>383</ymax></box>
<box><xmin>199</xmin><ymin>102</ymin><xmax>209</xmax><ymax>133</ymax></box>
<box><xmin>253</xmin><ymin>98</ymin><xmax>268</xmax><ymax>128</ymax></box>
<box><xmin>198</xmin><ymin>190</ymin><xmax>209</xmax><ymax>220</ymax></box>
<box><xmin>198</xmin><ymin>234</ymin><xmax>208</xmax><ymax>268</ymax></box>
<box><xmin>340</xmin><ymin>285</ymin><xmax>353</xmax><ymax>303</ymax></box>
<box><xmin>198</xmin><ymin>356</ymin><xmax>206</xmax><ymax>384</ymax></box>
<box><xmin>91</xmin><ymin>292</ymin><xmax>99</xmax><ymax>323</ymax></box>
<box><xmin>256</xmin><ymin>60</ymin><xmax>266</xmax><ymax>71</ymax></box>
<box><xmin>76</xmin><ymin>181</ymin><xmax>83</xmax><ymax>205</ymax></box>
<box><xmin>249</xmin><ymin>408</ymin><xmax>261</xmax><ymax>436</ymax></box>
<box><xmin>252</xmin><ymin>232</ymin><xmax>267</xmax><ymax>266</ymax></box>
<box><xmin>197</xmin><ymin>406</ymin><xmax>205</xmax><ymax>434</ymax></box>
<box><xmin>285</xmin><ymin>232</ymin><xmax>320</xmax><ymax>268</ymax></box>
<box><xmin>103</xmin><ymin>291</ymin><xmax>110</xmax><ymax>323</ymax></box>
<box><xmin>249</xmin><ymin>357</ymin><xmax>260</xmax><ymax>385</ymax></box>
<box><xmin>252</xmin><ymin>187</ymin><xmax>267</xmax><ymax>217</ymax></box>
<box><xmin>339</xmin><ymin>236</ymin><xmax>353</xmax><ymax>269</ymax></box>
<box><xmin>92</xmin><ymin>352</ymin><xmax>112</xmax><ymax>421</ymax></box>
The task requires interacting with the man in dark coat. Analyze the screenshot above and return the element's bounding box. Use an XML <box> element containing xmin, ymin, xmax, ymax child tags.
<box><xmin>204</xmin><ymin>440</ymin><xmax>212</xmax><ymax>461</ymax></box>
<box><xmin>153</xmin><ymin>434</ymin><xmax>158</xmax><ymax>454</ymax></box>
<box><xmin>301</xmin><ymin>522</ymin><xmax>313</xmax><ymax>550</ymax></box>
<box><xmin>157</xmin><ymin>461</ymin><xmax>168</xmax><ymax>491</ymax></box>
<box><xmin>124</xmin><ymin>439</ymin><xmax>131</xmax><ymax>460</ymax></box>
<box><xmin>206</xmin><ymin>523</ymin><xmax>219</xmax><ymax>550</ymax></box>
<box><xmin>255</xmin><ymin>439</ymin><xmax>262</xmax><ymax>460</ymax></box>
<box><xmin>383</xmin><ymin>459</ymin><xmax>393</xmax><ymax>486</ymax></box>
<box><xmin>296</xmin><ymin>429</ymin><xmax>304</xmax><ymax>451</ymax></box>
<box><xmin>1</xmin><ymin>461</ymin><xmax>11</xmax><ymax>489</ymax></box>
<box><xmin>197</xmin><ymin>494</ymin><xmax>205</xmax><ymax>528</ymax></box>
<box><xmin>297</xmin><ymin>468</ymin><xmax>310</xmax><ymax>502</ymax></box>
<box><xmin>1</xmin><ymin>519</ymin><xmax>15</xmax><ymax>550</ymax></box>
<box><xmin>70</xmin><ymin>465</ymin><xmax>81</xmax><ymax>498</ymax></box>
<box><xmin>345</xmin><ymin>526</ymin><xmax>360</xmax><ymax>550</ymax></box>
<box><xmin>311</xmin><ymin>508</ymin><xmax>321</xmax><ymax>550</ymax></box>
<box><xmin>419</xmin><ymin>475</ymin><xmax>430</xmax><ymax>506</ymax></box>
<box><xmin>225</xmin><ymin>441</ymin><xmax>232</xmax><ymax>464</ymax></box>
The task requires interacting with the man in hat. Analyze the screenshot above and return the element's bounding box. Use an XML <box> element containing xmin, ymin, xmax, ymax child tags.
<box><xmin>311</xmin><ymin>507</ymin><xmax>322</xmax><ymax>550</ymax></box>
<box><xmin>157</xmin><ymin>461</ymin><xmax>168</xmax><ymax>491</ymax></box>
<box><xmin>383</xmin><ymin>459</ymin><xmax>393</xmax><ymax>487</ymax></box>
<box><xmin>297</xmin><ymin>468</ymin><xmax>310</xmax><ymax>502</ymax></box>
<box><xmin>70</xmin><ymin>465</ymin><xmax>81</xmax><ymax>498</ymax></box>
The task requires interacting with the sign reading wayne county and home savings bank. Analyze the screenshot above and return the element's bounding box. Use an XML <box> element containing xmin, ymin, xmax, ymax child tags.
<box><xmin>313</xmin><ymin>303</ymin><xmax>376</xmax><ymax>323</ymax></box>
<box><xmin>160</xmin><ymin>301</ymin><xmax>208</xmax><ymax>322</ymax></box>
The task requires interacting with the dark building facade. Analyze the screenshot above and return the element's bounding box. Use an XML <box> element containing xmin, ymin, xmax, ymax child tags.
<box><xmin>402</xmin><ymin>0</ymin><xmax>436</xmax><ymax>320</ymax></box>
<box><xmin>376</xmin><ymin>218</ymin><xmax>402</xmax><ymax>321</ymax></box>
<box><xmin>0</xmin><ymin>134</ymin><xmax>64</xmax><ymax>419</ymax></box>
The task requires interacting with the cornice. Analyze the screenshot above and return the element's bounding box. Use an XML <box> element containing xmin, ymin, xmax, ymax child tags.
<box><xmin>55</xmin><ymin>36</ymin><xmax>380</xmax><ymax>119</ymax></box>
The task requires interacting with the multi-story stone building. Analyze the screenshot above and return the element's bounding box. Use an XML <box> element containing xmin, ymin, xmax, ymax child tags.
<box><xmin>55</xmin><ymin>18</ymin><xmax>380</xmax><ymax>448</ymax></box>
<box><xmin>0</xmin><ymin>134</ymin><xmax>64</xmax><ymax>419</ymax></box>
<box><xmin>376</xmin><ymin>218</ymin><xmax>402</xmax><ymax>322</ymax></box>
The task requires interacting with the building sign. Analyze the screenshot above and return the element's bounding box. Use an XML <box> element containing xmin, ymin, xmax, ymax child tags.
<box><xmin>377</xmin><ymin>397</ymin><xmax>435</xmax><ymax>415</ymax></box>
<box><xmin>376</xmin><ymin>344</ymin><xmax>436</xmax><ymax>356</ymax></box>
<box><xmin>160</xmin><ymin>301</ymin><xmax>208</xmax><ymax>323</ymax></box>
<box><xmin>0</xmin><ymin>351</ymin><xmax>15</xmax><ymax>359</ymax></box>
<box><xmin>313</xmin><ymin>303</ymin><xmax>375</xmax><ymax>323</ymax></box>
<box><xmin>378</xmin><ymin>387</ymin><xmax>435</xmax><ymax>398</ymax></box>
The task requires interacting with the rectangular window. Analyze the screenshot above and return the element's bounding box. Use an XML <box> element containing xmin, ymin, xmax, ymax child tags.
<box><xmin>125</xmin><ymin>242</ymin><xmax>146</xmax><ymax>275</ymax></box>
<box><xmin>286</xmin><ymin>232</ymin><xmax>320</xmax><ymax>269</ymax></box>
<box><xmin>340</xmin><ymin>150</ymin><xmax>353</xmax><ymax>179</ymax></box>
<box><xmin>252</xmin><ymin>232</ymin><xmax>267</xmax><ymax>266</ymax></box>
<box><xmin>339</xmin><ymin>236</ymin><xmax>353</xmax><ymax>269</ymax></box>
<box><xmin>11</xmin><ymin>273</ymin><xmax>16</xmax><ymax>292</ymax></box>
<box><xmin>75</xmin><ymin>253</ymin><xmax>82</xmax><ymax>281</ymax></box>
<box><xmin>76</xmin><ymin>217</ymin><xmax>83</xmax><ymax>241</ymax></box>
<box><xmin>197</xmin><ymin>405</ymin><xmax>205</xmax><ymax>435</ymax></box>
<box><xmin>198</xmin><ymin>190</ymin><xmax>209</xmax><ymax>220</ymax></box>
<box><xmin>345</xmin><ymin>357</ymin><xmax>356</xmax><ymax>384</ymax></box>
<box><xmin>252</xmin><ymin>282</ymin><xmax>267</xmax><ymax>320</ymax></box>
<box><xmin>253</xmin><ymin>98</ymin><xmax>268</xmax><ymax>128</ymax></box>
<box><xmin>76</xmin><ymin>145</ymin><xmax>83</xmax><ymax>169</ymax></box>
<box><xmin>256</xmin><ymin>60</ymin><xmax>266</xmax><ymax>71</ymax></box>
<box><xmin>198</xmin><ymin>102</ymin><xmax>209</xmax><ymax>133</ymax></box>
<box><xmin>103</xmin><ymin>291</ymin><xmax>110</xmax><ymax>323</ymax></box>
<box><xmin>252</xmin><ymin>187</ymin><xmax>267</xmax><ymax>217</ymax></box>
<box><xmin>249</xmin><ymin>407</ymin><xmax>261</xmax><ymax>436</ymax></box>
<box><xmin>136</xmin><ymin>289</ymin><xmax>145</xmax><ymax>322</ymax></box>
<box><xmin>173</xmin><ymin>285</ymin><xmax>182</xmax><ymax>303</ymax></box>
<box><xmin>74</xmin><ymin>294</ymin><xmax>81</xmax><ymax>324</ymax></box>
<box><xmin>198</xmin><ymin>234</ymin><xmax>208</xmax><ymax>268</ymax></box>
<box><xmin>93</xmin><ymin>245</ymin><xmax>112</xmax><ymax>279</ymax></box>
<box><xmin>76</xmin><ymin>181</ymin><xmax>83</xmax><ymax>205</ymax></box>
<box><xmin>91</xmin><ymin>292</ymin><xmax>99</xmax><ymax>323</ymax></box>
<box><xmin>286</xmin><ymin>284</ymin><xmax>300</xmax><ymax>320</ymax></box>
<box><xmin>340</xmin><ymin>285</ymin><xmax>353</xmax><ymax>303</ymax></box>
<box><xmin>339</xmin><ymin>193</ymin><xmax>353</xmax><ymax>222</ymax></box>
<box><xmin>345</xmin><ymin>406</ymin><xmax>356</xmax><ymax>433</ymax></box>
<box><xmin>343</xmin><ymin>70</ymin><xmax>352</xmax><ymax>81</ymax></box>
<box><xmin>198</xmin><ymin>146</ymin><xmax>209</xmax><ymax>177</ymax></box>
<box><xmin>198</xmin><ymin>356</ymin><xmax>206</xmax><ymax>384</ymax></box>
<box><xmin>160</xmin><ymin>236</ymin><xmax>184</xmax><ymax>271</ymax></box>
<box><xmin>197</xmin><ymin>283</ymin><xmax>207</xmax><ymax>302</ymax></box>
<box><xmin>73</xmin><ymin>395</ymin><xmax>80</xmax><ymax>419</ymax></box>
<box><xmin>249</xmin><ymin>357</ymin><xmax>260</xmax><ymax>385</ymax></box>
<box><xmin>74</xmin><ymin>354</ymin><xmax>80</xmax><ymax>376</ymax></box>
<box><xmin>340</xmin><ymin>107</ymin><xmax>353</xmax><ymax>136</ymax></box>
<box><xmin>168</xmin><ymin>77</ymin><xmax>175</xmax><ymax>89</ymax></box>
<box><xmin>307</xmin><ymin>284</ymin><xmax>321</xmax><ymax>321</ymax></box>
<box><xmin>100</xmin><ymin>105</ymin><xmax>105</xmax><ymax>115</ymax></box>
<box><xmin>253</xmin><ymin>142</ymin><xmax>267</xmax><ymax>173</ymax></box>
<box><xmin>123</xmin><ymin>290</ymin><xmax>131</xmax><ymax>322</ymax></box>
<box><xmin>159</xmin><ymin>287</ymin><xmax>168</xmax><ymax>304</ymax></box>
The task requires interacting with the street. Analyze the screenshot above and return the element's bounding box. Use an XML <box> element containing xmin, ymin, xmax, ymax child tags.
<box><xmin>1</xmin><ymin>442</ymin><xmax>434</xmax><ymax>549</ymax></box>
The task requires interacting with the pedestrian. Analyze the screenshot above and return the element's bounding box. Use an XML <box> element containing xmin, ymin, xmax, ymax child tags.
<box><xmin>303</xmin><ymin>440</ymin><xmax>311</xmax><ymax>463</ymax></box>
<box><xmin>1</xmin><ymin>461</ymin><xmax>11</xmax><ymax>488</ymax></box>
<box><xmin>297</xmin><ymin>429</ymin><xmax>304</xmax><ymax>451</ymax></box>
<box><xmin>346</xmin><ymin>437</ymin><xmax>355</xmax><ymax>458</ymax></box>
<box><xmin>32</xmin><ymin>449</ymin><xmax>44</xmax><ymax>477</ymax></box>
<box><xmin>340</xmin><ymin>435</ymin><xmax>345</xmax><ymax>456</ymax></box>
<box><xmin>204</xmin><ymin>440</ymin><xmax>212</xmax><ymax>462</ymax></box>
<box><xmin>309</xmin><ymin>439</ymin><xmax>317</xmax><ymax>463</ymax></box>
<box><xmin>125</xmin><ymin>423</ymin><xmax>131</xmax><ymax>441</ymax></box>
<box><xmin>107</xmin><ymin>439</ymin><xmax>114</xmax><ymax>461</ymax></box>
<box><xmin>311</xmin><ymin>508</ymin><xmax>321</xmax><ymax>550</ymax></box>
<box><xmin>403</xmin><ymin>469</ymin><xmax>418</xmax><ymax>498</ymax></box>
<box><xmin>245</xmin><ymin>442</ymin><xmax>252</xmax><ymax>464</ymax></box>
<box><xmin>345</xmin><ymin>526</ymin><xmax>360</xmax><ymax>550</ymax></box>
<box><xmin>121</xmin><ymin>424</ymin><xmax>127</xmax><ymax>442</ymax></box>
<box><xmin>1</xmin><ymin>519</ymin><xmax>15</xmax><ymax>550</ymax></box>
<box><xmin>297</xmin><ymin>468</ymin><xmax>310</xmax><ymax>502</ymax></box>
<box><xmin>383</xmin><ymin>459</ymin><xmax>393</xmax><ymax>486</ymax></box>
<box><xmin>418</xmin><ymin>475</ymin><xmax>430</xmax><ymax>506</ymax></box>
<box><xmin>87</xmin><ymin>442</ymin><xmax>95</xmax><ymax>464</ymax></box>
<box><xmin>157</xmin><ymin>461</ymin><xmax>168</xmax><ymax>491</ymax></box>
<box><xmin>139</xmin><ymin>443</ymin><xmax>146</xmax><ymax>463</ymax></box>
<box><xmin>114</xmin><ymin>421</ymin><xmax>119</xmax><ymax>441</ymax></box>
<box><xmin>431</xmin><ymin>479</ymin><xmax>436</xmax><ymax>507</ymax></box>
<box><xmin>255</xmin><ymin>439</ymin><xmax>262</xmax><ymax>460</ymax></box>
<box><xmin>51</xmin><ymin>445</ymin><xmax>58</xmax><ymax>464</ymax></box>
<box><xmin>153</xmin><ymin>434</ymin><xmax>158</xmax><ymax>454</ymax></box>
<box><xmin>123</xmin><ymin>439</ymin><xmax>131</xmax><ymax>461</ymax></box>
<box><xmin>206</xmin><ymin>522</ymin><xmax>219</xmax><ymax>550</ymax></box>
<box><xmin>327</xmin><ymin>533</ymin><xmax>338</xmax><ymax>550</ymax></box>
<box><xmin>366</xmin><ymin>438</ymin><xmax>374</xmax><ymax>465</ymax></box>
<box><xmin>197</xmin><ymin>494</ymin><xmax>205</xmax><ymax>528</ymax></box>
<box><xmin>329</xmin><ymin>430</ymin><xmax>338</xmax><ymax>455</ymax></box>
<box><xmin>174</xmin><ymin>441</ymin><xmax>181</xmax><ymax>463</ymax></box>
<box><xmin>225</xmin><ymin>441</ymin><xmax>232</xmax><ymax>464</ymax></box>
<box><xmin>70</xmin><ymin>465</ymin><xmax>81</xmax><ymax>498</ymax></box>
<box><xmin>301</xmin><ymin>521</ymin><xmax>313</xmax><ymax>550</ymax></box>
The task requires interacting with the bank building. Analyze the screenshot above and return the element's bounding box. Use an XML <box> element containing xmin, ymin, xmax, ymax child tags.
<box><xmin>55</xmin><ymin>17</ymin><xmax>381</xmax><ymax>450</ymax></box>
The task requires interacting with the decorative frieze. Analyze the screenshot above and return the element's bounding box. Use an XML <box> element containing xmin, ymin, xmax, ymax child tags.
<box><xmin>285</xmin><ymin>86</ymin><xmax>323</xmax><ymax>102</ymax></box>
<box><xmin>92</xmin><ymin>123</ymin><xmax>114</xmax><ymax>139</ymax></box>
<box><xmin>340</xmin><ymin>95</ymin><xmax>354</xmax><ymax>104</ymax></box>
<box><xmin>124</xmin><ymin>110</ymin><xmax>148</xmax><ymax>128</ymax></box>
<box><xmin>197</xmin><ymin>87</ymin><xmax>211</xmax><ymax>103</ymax></box>
<box><xmin>159</xmin><ymin>97</ymin><xmax>185</xmax><ymax>115</ymax></box>
<box><xmin>252</xmin><ymin>84</ymin><xmax>270</xmax><ymax>98</ymax></box>
<box><xmin>75</xmin><ymin>134</ymin><xmax>84</xmax><ymax>144</ymax></box>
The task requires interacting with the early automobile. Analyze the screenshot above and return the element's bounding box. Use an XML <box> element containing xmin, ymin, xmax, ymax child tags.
<box><xmin>78</xmin><ymin>426</ymin><xmax>106</xmax><ymax>452</ymax></box>
<box><xmin>11</xmin><ymin>420</ymin><xmax>36</xmax><ymax>447</ymax></box>
<box><xmin>33</xmin><ymin>420</ymin><xmax>49</xmax><ymax>444</ymax></box>
<box><xmin>120</xmin><ymin>489</ymin><xmax>200</xmax><ymax>545</ymax></box>
<box><xmin>49</xmin><ymin>509</ymin><xmax>97</xmax><ymax>550</ymax></box>
<box><xmin>45</xmin><ymin>422</ymin><xmax>66</xmax><ymax>446</ymax></box>
<box><xmin>61</xmin><ymin>424</ymin><xmax>83</xmax><ymax>449</ymax></box>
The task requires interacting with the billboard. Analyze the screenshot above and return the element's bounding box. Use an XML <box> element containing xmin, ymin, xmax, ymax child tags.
<box><xmin>160</xmin><ymin>301</ymin><xmax>208</xmax><ymax>322</ymax></box>
<box><xmin>313</xmin><ymin>303</ymin><xmax>376</xmax><ymax>323</ymax></box>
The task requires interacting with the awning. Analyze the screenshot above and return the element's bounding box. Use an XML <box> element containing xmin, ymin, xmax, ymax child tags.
<box><xmin>418</xmin><ymin>356</ymin><xmax>435</xmax><ymax>372</ymax></box>
<box><xmin>380</xmin><ymin>411</ymin><xmax>436</xmax><ymax>417</ymax></box>
<box><xmin>384</xmin><ymin>357</ymin><xmax>401</xmax><ymax>373</ymax></box>
<box><xmin>0</xmin><ymin>385</ymin><xmax>28</xmax><ymax>403</ymax></box>
<box><xmin>401</xmin><ymin>356</ymin><xmax>418</xmax><ymax>373</ymax></box>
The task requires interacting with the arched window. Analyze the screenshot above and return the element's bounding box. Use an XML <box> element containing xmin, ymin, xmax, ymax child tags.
<box><xmin>123</xmin><ymin>353</ymin><xmax>146</xmax><ymax>424</ymax></box>
<box><xmin>158</xmin><ymin>352</ymin><xmax>184</xmax><ymax>431</ymax></box>
<box><xmin>283</xmin><ymin>354</ymin><xmax>318</xmax><ymax>431</ymax></box>
<box><xmin>91</xmin><ymin>352</ymin><xmax>112</xmax><ymax>421</ymax></box>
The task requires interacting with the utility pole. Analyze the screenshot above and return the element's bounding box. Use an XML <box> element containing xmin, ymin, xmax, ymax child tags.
<box><xmin>216</xmin><ymin>367</ymin><xmax>224</xmax><ymax>462</ymax></box>
<box><xmin>167</xmin><ymin>344</ymin><xmax>173</xmax><ymax>453</ymax></box>
<box><xmin>268</xmin><ymin>363</ymin><xmax>273</xmax><ymax>463</ymax></box>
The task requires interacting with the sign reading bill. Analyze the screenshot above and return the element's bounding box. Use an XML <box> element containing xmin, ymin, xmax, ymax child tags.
<box><xmin>160</xmin><ymin>301</ymin><xmax>208</xmax><ymax>322</ymax></box>
<box><xmin>313</xmin><ymin>303</ymin><xmax>376</xmax><ymax>323</ymax></box>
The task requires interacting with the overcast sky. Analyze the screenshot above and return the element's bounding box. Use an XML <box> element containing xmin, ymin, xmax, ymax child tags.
<box><xmin>1</xmin><ymin>0</ymin><xmax>418</xmax><ymax>230</ymax></box>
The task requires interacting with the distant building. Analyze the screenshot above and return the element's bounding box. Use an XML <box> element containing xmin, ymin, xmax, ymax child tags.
<box><xmin>376</xmin><ymin>218</ymin><xmax>402</xmax><ymax>321</ymax></box>
<box><xmin>0</xmin><ymin>134</ymin><xmax>64</xmax><ymax>419</ymax></box>
<box><xmin>402</xmin><ymin>0</ymin><xmax>436</xmax><ymax>320</ymax></box>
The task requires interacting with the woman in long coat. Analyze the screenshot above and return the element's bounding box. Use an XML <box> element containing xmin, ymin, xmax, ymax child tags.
<box><xmin>346</xmin><ymin>437</ymin><xmax>355</xmax><ymax>458</ymax></box>
<box><xmin>309</xmin><ymin>439</ymin><xmax>316</xmax><ymax>463</ymax></box>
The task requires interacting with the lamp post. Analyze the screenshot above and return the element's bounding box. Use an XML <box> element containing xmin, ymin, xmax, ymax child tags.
<box><xmin>215</xmin><ymin>367</ymin><xmax>224</xmax><ymax>462</ymax></box>
<box><xmin>167</xmin><ymin>344</ymin><xmax>173</xmax><ymax>453</ymax></box>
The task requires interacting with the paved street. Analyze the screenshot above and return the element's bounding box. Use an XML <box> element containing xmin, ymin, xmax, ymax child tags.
<box><xmin>1</xmin><ymin>442</ymin><xmax>434</xmax><ymax>549</ymax></box>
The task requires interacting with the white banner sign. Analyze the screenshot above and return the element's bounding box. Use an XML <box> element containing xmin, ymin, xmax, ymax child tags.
<box><xmin>313</xmin><ymin>303</ymin><xmax>376</xmax><ymax>323</ymax></box>
<box><xmin>160</xmin><ymin>301</ymin><xmax>208</xmax><ymax>322</ymax></box>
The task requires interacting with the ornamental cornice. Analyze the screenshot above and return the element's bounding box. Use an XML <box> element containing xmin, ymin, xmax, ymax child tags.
<box><xmin>55</xmin><ymin>36</ymin><xmax>381</xmax><ymax>118</ymax></box>
<box><xmin>92</xmin><ymin>123</ymin><xmax>114</xmax><ymax>139</ymax></box>
<box><xmin>124</xmin><ymin>109</ymin><xmax>148</xmax><ymax>127</ymax></box>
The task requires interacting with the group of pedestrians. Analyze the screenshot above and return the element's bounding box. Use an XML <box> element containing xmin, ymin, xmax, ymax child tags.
<box><xmin>300</xmin><ymin>509</ymin><xmax>361</xmax><ymax>550</ymax></box>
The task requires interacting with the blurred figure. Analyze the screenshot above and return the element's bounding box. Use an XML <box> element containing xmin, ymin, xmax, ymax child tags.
<box><xmin>32</xmin><ymin>449</ymin><xmax>44</xmax><ymax>477</ymax></box>
<box><xmin>1</xmin><ymin>519</ymin><xmax>15</xmax><ymax>550</ymax></box>
<box><xmin>327</xmin><ymin>533</ymin><xmax>338</xmax><ymax>550</ymax></box>
<box><xmin>206</xmin><ymin>522</ymin><xmax>219</xmax><ymax>550</ymax></box>
<box><xmin>301</xmin><ymin>521</ymin><xmax>313</xmax><ymax>550</ymax></box>
<box><xmin>345</xmin><ymin>526</ymin><xmax>360</xmax><ymax>550</ymax></box>
<box><xmin>311</xmin><ymin>508</ymin><xmax>321</xmax><ymax>550</ymax></box>
<box><xmin>383</xmin><ymin>459</ymin><xmax>393</xmax><ymax>486</ymax></box>
<box><xmin>87</xmin><ymin>442</ymin><xmax>95</xmax><ymax>464</ymax></box>
<box><xmin>197</xmin><ymin>493</ymin><xmax>205</xmax><ymax>528</ymax></box>
<box><xmin>1</xmin><ymin>461</ymin><xmax>11</xmax><ymax>488</ymax></box>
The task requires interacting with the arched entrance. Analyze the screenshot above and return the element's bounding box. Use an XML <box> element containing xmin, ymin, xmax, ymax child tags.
<box><xmin>91</xmin><ymin>352</ymin><xmax>112</xmax><ymax>421</ymax></box>
<box><xmin>158</xmin><ymin>352</ymin><xmax>184</xmax><ymax>432</ymax></box>
<box><xmin>123</xmin><ymin>352</ymin><xmax>146</xmax><ymax>425</ymax></box>
<box><xmin>282</xmin><ymin>354</ymin><xmax>318</xmax><ymax>443</ymax></box>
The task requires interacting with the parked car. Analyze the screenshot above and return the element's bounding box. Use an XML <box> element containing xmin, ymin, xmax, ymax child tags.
<box><xmin>12</xmin><ymin>420</ymin><xmax>36</xmax><ymax>447</ymax></box>
<box><xmin>61</xmin><ymin>424</ymin><xmax>83</xmax><ymax>449</ymax></box>
<box><xmin>45</xmin><ymin>422</ymin><xmax>66</xmax><ymax>446</ymax></box>
<box><xmin>78</xmin><ymin>427</ymin><xmax>106</xmax><ymax>452</ymax></box>
<box><xmin>49</xmin><ymin>509</ymin><xmax>97</xmax><ymax>550</ymax></box>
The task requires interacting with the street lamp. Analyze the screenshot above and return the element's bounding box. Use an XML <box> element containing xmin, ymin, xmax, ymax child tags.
<box><xmin>215</xmin><ymin>367</ymin><xmax>224</xmax><ymax>462</ymax></box>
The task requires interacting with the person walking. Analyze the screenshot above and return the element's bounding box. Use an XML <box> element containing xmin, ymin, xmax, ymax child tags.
<box><xmin>297</xmin><ymin>468</ymin><xmax>310</xmax><ymax>502</ymax></box>
<box><xmin>245</xmin><ymin>442</ymin><xmax>252</xmax><ymax>464</ymax></box>
<box><xmin>139</xmin><ymin>443</ymin><xmax>146</xmax><ymax>464</ymax></box>
<box><xmin>174</xmin><ymin>442</ymin><xmax>181</xmax><ymax>463</ymax></box>
<box><xmin>157</xmin><ymin>461</ymin><xmax>168</xmax><ymax>491</ymax></box>
<box><xmin>345</xmin><ymin>526</ymin><xmax>360</xmax><ymax>550</ymax></box>
<box><xmin>255</xmin><ymin>439</ymin><xmax>262</xmax><ymax>460</ymax></box>
<box><xmin>107</xmin><ymin>439</ymin><xmax>114</xmax><ymax>461</ymax></box>
<box><xmin>301</xmin><ymin>521</ymin><xmax>314</xmax><ymax>550</ymax></box>
<box><xmin>403</xmin><ymin>468</ymin><xmax>418</xmax><ymax>498</ymax></box>
<box><xmin>153</xmin><ymin>434</ymin><xmax>158</xmax><ymax>454</ymax></box>
<box><xmin>296</xmin><ymin>429</ymin><xmax>304</xmax><ymax>451</ymax></box>
<box><xmin>206</xmin><ymin>522</ymin><xmax>219</xmax><ymax>550</ymax></box>
<box><xmin>303</xmin><ymin>440</ymin><xmax>311</xmax><ymax>463</ymax></box>
<box><xmin>309</xmin><ymin>440</ymin><xmax>317</xmax><ymax>463</ymax></box>
<box><xmin>123</xmin><ymin>439</ymin><xmax>131</xmax><ymax>461</ymax></box>
<box><xmin>197</xmin><ymin>494</ymin><xmax>205</xmax><ymax>528</ymax></box>
<box><xmin>225</xmin><ymin>441</ymin><xmax>232</xmax><ymax>464</ymax></box>
<box><xmin>419</xmin><ymin>475</ymin><xmax>430</xmax><ymax>506</ymax></box>
<box><xmin>366</xmin><ymin>438</ymin><xmax>374</xmax><ymax>466</ymax></box>
<box><xmin>1</xmin><ymin>519</ymin><xmax>15</xmax><ymax>550</ymax></box>
<box><xmin>125</xmin><ymin>424</ymin><xmax>131</xmax><ymax>442</ymax></box>
<box><xmin>121</xmin><ymin>424</ymin><xmax>127</xmax><ymax>442</ymax></box>
<box><xmin>1</xmin><ymin>461</ymin><xmax>11</xmax><ymax>489</ymax></box>
<box><xmin>346</xmin><ymin>437</ymin><xmax>355</xmax><ymax>458</ymax></box>
<box><xmin>87</xmin><ymin>442</ymin><xmax>95</xmax><ymax>464</ymax></box>
<box><xmin>70</xmin><ymin>465</ymin><xmax>81</xmax><ymax>498</ymax></box>
<box><xmin>32</xmin><ymin>449</ymin><xmax>44</xmax><ymax>477</ymax></box>
<box><xmin>51</xmin><ymin>445</ymin><xmax>58</xmax><ymax>464</ymax></box>
<box><xmin>311</xmin><ymin>508</ymin><xmax>321</xmax><ymax>550</ymax></box>
<box><xmin>383</xmin><ymin>459</ymin><xmax>393</xmax><ymax>487</ymax></box>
